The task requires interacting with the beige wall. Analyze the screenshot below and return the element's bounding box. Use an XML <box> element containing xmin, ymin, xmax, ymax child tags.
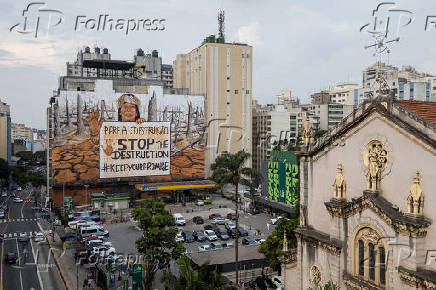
<box><xmin>174</xmin><ymin>42</ymin><xmax>253</xmax><ymax>175</ymax></box>
<box><xmin>11</xmin><ymin>123</ymin><xmax>33</xmax><ymax>142</ymax></box>
<box><xmin>0</xmin><ymin>116</ymin><xmax>8</xmax><ymax>161</ymax></box>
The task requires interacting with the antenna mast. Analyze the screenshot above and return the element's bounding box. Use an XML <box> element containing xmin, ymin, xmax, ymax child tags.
<box><xmin>218</xmin><ymin>10</ymin><xmax>225</xmax><ymax>40</ymax></box>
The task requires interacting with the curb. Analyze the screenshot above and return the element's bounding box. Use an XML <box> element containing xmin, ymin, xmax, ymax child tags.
<box><xmin>47</xmin><ymin>235</ymin><xmax>75</xmax><ymax>290</ymax></box>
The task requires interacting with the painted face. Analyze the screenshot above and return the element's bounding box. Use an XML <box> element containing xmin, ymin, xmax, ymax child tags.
<box><xmin>120</xmin><ymin>102</ymin><xmax>137</xmax><ymax>122</ymax></box>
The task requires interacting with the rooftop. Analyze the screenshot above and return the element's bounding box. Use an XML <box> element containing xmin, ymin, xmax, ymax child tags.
<box><xmin>188</xmin><ymin>244</ymin><xmax>265</xmax><ymax>266</ymax></box>
<box><xmin>398</xmin><ymin>100</ymin><xmax>436</xmax><ymax>125</ymax></box>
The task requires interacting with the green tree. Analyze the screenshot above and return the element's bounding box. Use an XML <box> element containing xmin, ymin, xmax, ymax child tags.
<box><xmin>132</xmin><ymin>199</ymin><xmax>184</xmax><ymax>289</ymax></box>
<box><xmin>162</xmin><ymin>256</ymin><xmax>235</xmax><ymax>290</ymax></box>
<box><xmin>314</xmin><ymin>129</ymin><xmax>328</xmax><ymax>140</ymax></box>
<box><xmin>259</xmin><ymin>198</ymin><xmax>300</xmax><ymax>272</ymax></box>
<box><xmin>210</xmin><ymin>150</ymin><xmax>258</xmax><ymax>286</ymax></box>
<box><xmin>0</xmin><ymin>158</ymin><xmax>10</xmax><ymax>187</ymax></box>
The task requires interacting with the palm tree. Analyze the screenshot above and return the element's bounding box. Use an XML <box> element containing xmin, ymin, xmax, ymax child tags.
<box><xmin>210</xmin><ymin>150</ymin><xmax>258</xmax><ymax>286</ymax></box>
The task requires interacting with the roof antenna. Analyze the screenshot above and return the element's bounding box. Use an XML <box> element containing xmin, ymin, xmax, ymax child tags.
<box><xmin>218</xmin><ymin>9</ymin><xmax>225</xmax><ymax>41</ymax></box>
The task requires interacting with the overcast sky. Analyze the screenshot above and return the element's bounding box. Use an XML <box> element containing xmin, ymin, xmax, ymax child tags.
<box><xmin>1</xmin><ymin>0</ymin><xmax>436</xmax><ymax>129</ymax></box>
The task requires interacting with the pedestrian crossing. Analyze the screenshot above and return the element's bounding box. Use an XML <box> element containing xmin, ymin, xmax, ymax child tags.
<box><xmin>2</xmin><ymin>231</ymin><xmax>40</xmax><ymax>238</ymax></box>
<box><xmin>0</xmin><ymin>218</ymin><xmax>37</xmax><ymax>223</ymax></box>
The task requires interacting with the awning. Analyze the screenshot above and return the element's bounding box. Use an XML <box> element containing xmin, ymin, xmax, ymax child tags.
<box><xmin>135</xmin><ymin>180</ymin><xmax>217</xmax><ymax>192</ymax></box>
<box><xmin>254</xmin><ymin>196</ymin><xmax>295</xmax><ymax>214</ymax></box>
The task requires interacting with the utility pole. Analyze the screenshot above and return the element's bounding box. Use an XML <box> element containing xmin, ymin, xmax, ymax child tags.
<box><xmin>235</xmin><ymin>180</ymin><xmax>240</xmax><ymax>286</ymax></box>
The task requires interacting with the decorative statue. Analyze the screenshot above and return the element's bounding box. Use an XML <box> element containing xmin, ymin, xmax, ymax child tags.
<box><xmin>332</xmin><ymin>163</ymin><xmax>346</xmax><ymax>199</ymax></box>
<box><xmin>365</xmin><ymin>141</ymin><xmax>387</xmax><ymax>191</ymax></box>
<box><xmin>302</xmin><ymin>115</ymin><xmax>314</xmax><ymax>145</ymax></box>
<box><xmin>407</xmin><ymin>171</ymin><xmax>424</xmax><ymax>215</ymax></box>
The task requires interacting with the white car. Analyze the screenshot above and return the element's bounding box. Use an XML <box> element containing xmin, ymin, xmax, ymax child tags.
<box><xmin>225</xmin><ymin>221</ymin><xmax>236</xmax><ymax>230</ymax></box>
<box><xmin>198</xmin><ymin>244</ymin><xmax>211</xmax><ymax>251</ymax></box>
<box><xmin>271</xmin><ymin>276</ymin><xmax>283</xmax><ymax>290</ymax></box>
<box><xmin>204</xmin><ymin>230</ymin><xmax>218</xmax><ymax>241</ymax></box>
<box><xmin>13</xmin><ymin>197</ymin><xmax>23</xmax><ymax>203</ymax></box>
<box><xmin>175</xmin><ymin>232</ymin><xmax>184</xmax><ymax>242</ymax></box>
<box><xmin>33</xmin><ymin>232</ymin><xmax>45</xmax><ymax>242</ymax></box>
<box><xmin>211</xmin><ymin>217</ymin><xmax>227</xmax><ymax>225</ymax></box>
<box><xmin>196</xmin><ymin>200</ymin><xmax>204</xmax><ymax>206</ymax></box>
<box><xmin>271</xmin><ymin>216</ymin><xmax>283</xmax><ymax>225</ymax></box>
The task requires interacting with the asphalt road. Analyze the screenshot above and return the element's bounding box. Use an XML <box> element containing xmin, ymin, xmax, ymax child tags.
<box><xmin>0</xmin><ymin>188</ymin><xmax>64</xmax><ymax>290</ymax></box>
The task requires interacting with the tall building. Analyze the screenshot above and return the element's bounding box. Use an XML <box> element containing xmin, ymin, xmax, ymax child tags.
<box><xmin>173</xmin><ymin>37</ymin><xmax>253</xmax><ymax>175</ymax></box>
<box><xmin>0</xmin><ymin>99</ymin><xmax>11</xmax><ymax>163</ymax></box>
<box><xmin>309</xmin><ymin>103</ymin><xmax>354</xmax><ymax>131</ymax></box>
<box><xmin>311</xmin><ymin>82</ymin><xmax>358</xmax><ymax>107</ymax></box>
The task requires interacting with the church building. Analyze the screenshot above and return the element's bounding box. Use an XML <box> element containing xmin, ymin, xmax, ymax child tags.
<box><xmin>282</xmin><ymin>97</ymin><xmax>436</xmax><ymax>289</ymax></box>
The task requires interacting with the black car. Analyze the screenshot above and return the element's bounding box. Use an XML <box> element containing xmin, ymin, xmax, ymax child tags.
<box><xmin>208</xmin><ymin>213</ymin><xmax>221</xmax><ymax>220</ymax></box>
<box><xmin>216</xmin><ymin>229</ymin><xmax>229</xmax><ymax>240</ymax></box>
<box><xmin>5</xmin><ymin>253</ymin><xmax>17</xmax><ymax>264</ymax></box>
<box><xmin>192</xmin><ymin>216</ymin><xmax>204</xmax><ymax>224</ymax></box>
<box><xmin>255</xmin><ymin>277</ymin><xmax>278</xmax><ymax>290</ymax></box>
<box><xmin>238</xmin><ymin>227</ymin><xmax>249</xmax><ymax>237</ymax></box>
<box><xmin>242</xmin><ymin>237</ymin><xmax>257</xmax><ymax>245</ymax></box>
<box><xmin>183</xmin><ymin>231</ymin><xmax>195</xmax><ymax>243</ymax></box>
<box><xmin>204</xmin><ymin>224</ymin><xmax>219</xmax><ymax>233</ymax></box>
<box><xmin>250</xmin><ymin>207</ymin><xmax>260</xmax><ymax>214</ymax></box>
<box><xmin>194</xmin><ymin>231</ymin><xmax>206</xmax><ymax>242</ymax></box>
<box><xmin>227</xmin><ymin>228</ymin><xmax>239</xmax><ymax>239</ymax></box>
<box><xmin>226</xmin><ymin>213</ymin><xmax>237</xmax><ymax>220</ymax></box>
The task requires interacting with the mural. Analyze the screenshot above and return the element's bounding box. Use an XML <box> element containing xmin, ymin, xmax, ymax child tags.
<box><xmin>51</xmin><ymin>85</ymin><xmax>205</xmax><ymax>186</ymax></box>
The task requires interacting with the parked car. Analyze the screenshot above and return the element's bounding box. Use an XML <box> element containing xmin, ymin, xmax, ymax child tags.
<box><xmin>173</xmin><ymin>213</ymin><xmax>186</xmax><ymax>226</ymax></box>
<box><xmin>60</xmin><ymin>233</ymin><xmax>77</xmax><ymax>242</ymax></box>
<box><xmin>227</xmin><ymin>228</ymin><xmax>239</xmax><ymax>239</ymax></box>
<box><xmin>242</xmin><ymin>237</ymin><xmax>257</xmax><ymax>245</ymax></box>
<box><xmin>1</xmin><ymin>192</ymin><xmax>7</xmax><ymax>197</ymax></box>
<box><xmin>211</xmin><ymin>217</ymin><xmax>227</xmax><ymax>225</ymax></box>
<box><xmin>194</xmin><ymin>231</ymin><xmax>206</xmax><ymax>242</ymax></box>
<box><xmin>182</xmin><ymin>231</ymin><xmax>195</xmax><ymax>243</ymax></box>
<box><xmin>226</xmin><ymin>213</ymin><xmax>237</xmax><ymax>220</ymax></box>
<box><xmin>271</xmin><ymin>276</ymin><xmax>283</xmax><ymax>290</ymax></box>
<box><xmin>33</xmin><ymin>232</ymin><xmax>45</xmax><ymax>242</ymax></box>
<box><xmin>18</xmin><ymin>232</ymin><xmax>29</xmax><ymax>242</ymax></box>
<box><xmin>5</xmin><ymin>253</ymin><xmax>17</xmax><ymax>264</ymax></box>
<box><xmin>196</xmin><ymin>200</ymin><xmax>204</xmax><ymax>206</ymax></box>
<box><xmin>192</xmin><ymin>216</ymin><xmax>204</xmax><ymax>224</ymax></box>
<box><xmin>2</xmin><ymin>204</ymin><xmax>8</xmax><ymax>212</ymax></box>
<box><xmin>198</xmin><ymin>244</ymin><xmax>211</xmax><ymax>251</ymax></box>
<box><xmin>13</xmin><ymin>197</ymin><xmax>23</xmax><ymax>203</ymax></box>
<box><xmin>255</xmin><ymin>276</ymin><xmax>279</xmax><ymax>290</ymax></box>
<box><xmin>0</xmin><ymin>211</ymin><xmax>5</xmax><ymax>219</ymax></box>
<box><xmin>271</xmin><ymin>216</ymin><xmax>283</xmax><ymax>225</ymax></box>
<box><xmin>225</xmin><ymin>221</ymin><xmax>236</xmax><ymax>231</ymax></box>
<box><xmin>250</xmin><ymin>207</ymin><xmax>260</xmax><ymax>214</ymax></box>
<box><xmin>204</xmin><ymin>230</ymin><xmax>218</xmax><ymax>241</ymax></box>
<box><xmin>238</xmin><ymin>227</ymin><xmax>249</xmax><ymax>237</ymax></box>
<box><xmin>175</xmin><ymin>232</ymin><xmax>184</xmax><ymax>243</ymax></box>
<box><xmin>204</xmin><ymin>224</ymin><xmax>219</xmax><ymax>233</ymax></box>
<box><xmin>210</xmin><ymin>242</ymin><xmax>223</xmax><ymax>250</ymax></box>
<box><xmin>216</xmin><ymin>229</ymin><xmax>229</xmax><ymax>240</ymax></box>
<box><xmin>208</xmin><ymin>213</ymin><xmax>221</xmax><ymax>220</ymax></box>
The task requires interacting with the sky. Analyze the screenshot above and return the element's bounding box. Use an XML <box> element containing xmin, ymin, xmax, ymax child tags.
<box><xmin>1</xmin><ymin>0</ymin><xmax>436</xmax><ymax>129</ymax></box>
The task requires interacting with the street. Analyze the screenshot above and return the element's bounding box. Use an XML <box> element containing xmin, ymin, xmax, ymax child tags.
<box><xmin>0</xmin><ymin>187</ymin><xmax>64</xmax><ymax>290</ymax></box>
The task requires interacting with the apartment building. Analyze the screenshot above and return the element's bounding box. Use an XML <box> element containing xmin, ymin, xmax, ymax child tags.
<box><xmin>0</xmin><ymin>100</ymin><xmax>11</xmax><ymax>163</ymax></box>
<box><xmin>173</xmin><ymin>36</ymin><xmax>253</xmax><ymax>175</ymax></box>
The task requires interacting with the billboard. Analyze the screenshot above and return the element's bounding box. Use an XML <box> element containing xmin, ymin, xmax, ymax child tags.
<box><xmin>99</xmin><ymin>122</ymin><xmax>170</xmax><ymax>178</ymax></box>
<box><xmin>263</xmin><ymin>151</ymin><xmax>299</xmax><ymax>206</ymax></box>
<box><xmin>51</xmin><ymin>83</ymin><xmax>205</xmax><ymax>186</ymax></box>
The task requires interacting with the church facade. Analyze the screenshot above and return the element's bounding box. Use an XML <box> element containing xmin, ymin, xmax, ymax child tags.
<box><xmin>282</xmin><ymin>97</ymin><xmax>436</xmax><ymax>289</ymax></box>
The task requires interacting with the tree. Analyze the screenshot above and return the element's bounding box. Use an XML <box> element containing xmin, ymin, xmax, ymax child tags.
<box><xmin>132</xmin><ymin>199</ymin><xmax>184</xmax><ymax>289</ymax></box>
<box><xmin>210</xmin><ymin>150</ymin><xmax>258</xmax><ymax>286</ymax></box>
<box><xmin>314</xmin><ymin>129</ymin><xmax>328</xmax><ymax>140</ymax></box>
<box><xmin>259</xmin><ymin>199</ymin><xmax>300</xmax><ymax>273</ymax></box>
<box><xmin>0</xmin><ymin>158</ymin><xmax>10</xmax><ymax>187</ymax></box>
<box><xmin>162</xmin><ymin>256</ymin><xmax>235</xmax><ymax>290</ymax></box>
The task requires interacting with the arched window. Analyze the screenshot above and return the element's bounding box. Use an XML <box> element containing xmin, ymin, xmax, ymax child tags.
<box><xmin>358</xmin><ymin>240</ymin><xmax>364</xmax><ymax>276</ymax></box>
<box><xmin>379</xmin><ymin>246</ymin><xmax>386</xmax><ymax>285</ymax></box>
<box><xmin>369</xmin><ymin>243</ymin><xmax>375</xmax><ymax>281</ymax></box>
<box><xmin>354</xmin><ymin>226</ymin><xmax>387</xmax><ymax>287</ymax></box>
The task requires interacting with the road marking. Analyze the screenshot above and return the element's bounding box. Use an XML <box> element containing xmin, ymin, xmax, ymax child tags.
<box><xmin>15</xmin><ymin>239</ymin><xmax>23</xmax><ymax>290</ymax></box>
<box><xmin>0</xmin><ymin>236</ymin><xmax>4</xmax><ymax>290</ymax></box>
<box><xmin>30</xmin><ymin>239</ymin><xmax>44</xmax><ymax>290</ymax></box>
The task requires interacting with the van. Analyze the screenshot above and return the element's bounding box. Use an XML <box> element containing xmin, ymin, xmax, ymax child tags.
<box><xmin>80</xmin><ymin>226</ymin><xmax>99</xmax><ymax>238</ymax></box>
<box><xmin>173</xmin><ymin>213</ymin><xmax>186</xmax><ymax>226</ymax></box>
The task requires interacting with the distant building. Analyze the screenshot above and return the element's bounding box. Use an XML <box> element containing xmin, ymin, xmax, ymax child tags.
<box><xmin>173</xmin><ymin>37</ymin><xmax>253</xmax><ymax>175</ymax></box>
<box><xmin>11</xmin><ymin>123</ymin><xmax>33</xmax><ymax>151</ymax></box>
<box><xmin>309</xmin><ymin>103</ymin><xmax>354</xmax><ymax>131</ymax></box>
<box><xmin>0</xmin><ymin>99</ymin><xmax>11</xmax><ymax>163</ymax></box>
<box><xmin>311</xmin><ymin>82</ymin><xmax>358</xmax><ymax>107</ymax></box>
<box><xmin>66</xmin><ymin>47</ymin><xmax>173</xmax><ymax>88</ymax></box>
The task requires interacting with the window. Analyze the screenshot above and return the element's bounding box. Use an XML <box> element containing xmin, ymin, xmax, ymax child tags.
<box><xmin>246</xmin><ymin>90</ymin><xmax>250</xmax><ymax>94</ymax></box>
<box><xmin>380</xmin><ymin>247</ymin><xmax>386</xmax><ymax>285</ymax></box>
<box><xmin>227</xmin><ymin>77</ymin><xmax>230</xmax><ymax>80</ymax></box>
<box><xmin>235</xmin><ymin>90</ymin><xmax>238</xmax><ymax>94</ymax></box>
<box><xmin>369</xmin><ymin>243</ymin><xmax>375</xmax><ymax>281</ymax></box>
<box><xmin>358</xmin><ymin>240</ymin><xmax>364</xmax><ymax>276</ymax></box>
<box><xmin>226</xmin><ymin>89</ymin><xmax>230</xmax><ymax>93</ymax></box>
